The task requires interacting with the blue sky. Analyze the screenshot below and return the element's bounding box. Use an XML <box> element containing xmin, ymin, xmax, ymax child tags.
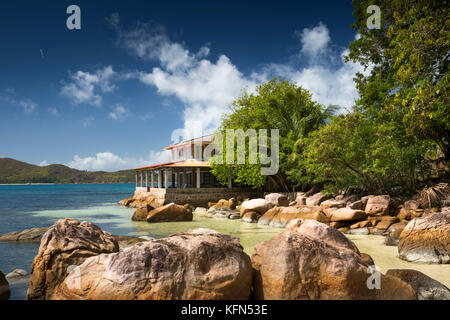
<box><xmin>0</xmin><ymin>0</ymin><xmax>367</xmax><ymax>171</ymax></box>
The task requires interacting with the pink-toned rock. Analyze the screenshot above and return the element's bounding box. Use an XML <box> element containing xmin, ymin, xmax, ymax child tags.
<box><xmin>265</xmin><ymin>193</ymin><xmax>289</xmax><ymax>207</ymax></box>
<box><xmin>328</xmin><ymin>207</ymin><xmax>367</xmax><ymax>222</ymax></box>
<box><xmin>53</xmin><ymin>229</ymin><xmax>253</xmax><ymax>300</ymax></box>
<box><xmin>146</xmin><ymin>203</ymin><xmax>193</xmax><ymax>222</ymax></box>
<box><xmin>404</xmin><ymin>200</ymin><xmax>420</xmax><ymax>211</ymax></box>
<box><xmin>251</xmin><ymin>219</ymin><xmax>416</xmax><ymax>300</ymax></box>
<box><xmin>242</xmin><ymin>211</ymin><xmax>261</xmax><ymax>223</ymax></box>
<box><xmin>398</xmin><ymin>212</ymin><xmax>450</xmax><ymax>264</ymax></box>
<box><xmin>365</xmin><ymin>195</ymin><xmax>390</xmax><ymax>216</ymax></box>
<box><xmin>258</xmin><ymin>205</ymin><xmax>329</xmax><ymax>227</ymax></box>
<box><xmin>27</xmin><ymin>218</ymin><xmax>119</xmax><ymax>300</ymax></box>
<box><xmin>240</xmin><ymin>199</ymin><xmax>274</xmax><ymax>217</ymax></box>
<box><xmin>348</xmin><ymin>200</ymin><xmax>365</xmax><ymax>210</ymax></box>
<box><xmin>320</xmin><ymin>199</ymin><xmax>347</xmax><ymax>217</ymax></box>
<box><xmin>305</xmin><ymin>192</ymin><xmax>331</xmax><ymax>206</ymax></box>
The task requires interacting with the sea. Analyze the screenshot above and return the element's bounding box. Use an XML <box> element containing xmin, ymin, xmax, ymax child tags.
<box><xmin>0</xmin><ymin>183</ymin><xmax>281</xmax><ymax>300</ymax></box>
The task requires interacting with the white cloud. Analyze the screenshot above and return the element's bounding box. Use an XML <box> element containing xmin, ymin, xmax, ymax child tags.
<box><xmin>67</xmin><ymin>150</ymin><xmax>171</xmax><ymax>171</ymax></box>
<box><xmin>298</xmin><ymin>22</ymin><xmax>331</xmax><ymax>58</ymax></box>
<box><xmin>60</xmin><ymin>66</ymin><xmax>116</xmax><ymax>106</ymax></box>
<box><xmin>109</xmin><ymin>16</ymin><xmax>367</xmax><ymax>139</ymax></box>
<box><xmin>0</xmin><ymin>90</ymin><xmax>38</xmax><ymax>114</ymax></box>
<box><xmin>39</xmin><ymin>160</ymin><xmax>49</xmax><ymax>166</ymax></box>
<box><xmin>109</xmin><ymin>104</ymin><xmax>130</xmax><ymax>121</ymax></box>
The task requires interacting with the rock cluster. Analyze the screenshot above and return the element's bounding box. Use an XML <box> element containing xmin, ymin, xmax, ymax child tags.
<box><xmin>27</xmin><ymin>218</ymin><xmax>119</xmax><ymax>300</ymax></box>
<box><xmin>52</xmin><ymin>229</ymin><xmax>253</xmax><ymax>300</ymax></box>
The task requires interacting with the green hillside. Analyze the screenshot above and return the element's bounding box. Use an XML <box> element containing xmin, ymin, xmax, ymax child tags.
<box><xmin>0</xmin><ymin>158</ymin><xmax>135</xmax><ymax>184</ymax></box>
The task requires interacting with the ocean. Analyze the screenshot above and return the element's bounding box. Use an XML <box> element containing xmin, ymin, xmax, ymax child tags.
<box><xmin>0</xmin><ymin>183</ymin><xmax>281</xmax><ymax>299</ymax></box>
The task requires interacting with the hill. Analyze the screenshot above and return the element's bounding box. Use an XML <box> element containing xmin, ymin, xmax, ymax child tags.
<box><xmin>0</xmin><ymin>158</ymin><xmax>135</xmax><ymax>184</ymax></box>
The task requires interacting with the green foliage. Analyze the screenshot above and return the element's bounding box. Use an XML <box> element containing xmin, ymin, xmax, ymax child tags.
<box><xmin>299</xmin><ymin>113</ymin><xmax>428</xmax><ymax>195</ymax></box>
<box><xmin>210</xmin><ymin>78</ymin><xmax>334</xmax><ymax>190</ymax></box>
<box><xmin>0</xmin><ymin>158</ymin><xmax>135</xmax><ymax>184</ymax></box>
<box><xmin>348</xmin><ymin>0</ymin><xmax>449</xmax><ymax>160</ymax></box>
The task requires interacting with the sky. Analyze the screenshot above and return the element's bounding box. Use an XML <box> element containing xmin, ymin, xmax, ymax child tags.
<box><xmin>0</xmin><ymin>0</ymin><xmax>369</xmax><ymax>171</ymax></box>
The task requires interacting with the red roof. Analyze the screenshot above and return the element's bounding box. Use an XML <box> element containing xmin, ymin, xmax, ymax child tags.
<box><xmin>133</xmin><ymin>161</ymin><xmax>176</xmax><ymax>170</ymax></box>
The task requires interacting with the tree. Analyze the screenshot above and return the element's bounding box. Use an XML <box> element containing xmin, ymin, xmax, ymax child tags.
<box><xmin>299</xmin><ymin>112</ymin><xmax>427</xmax><ymax>195</ymax></box>
<box><xmin>347</xmin><ymin>0</ymin><xmax>449</xmax><ymax>160</ymax></box>
<box><xmin>210</xmin><ymin>78</ymin><xmax>334</xmax><ymax>191</ymax></box>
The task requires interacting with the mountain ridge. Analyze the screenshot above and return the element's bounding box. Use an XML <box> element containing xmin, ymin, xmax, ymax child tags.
<box><xmin>0</xmin><ymin>158</ymin><xmax>135</xmax><ymax>184</ymax></box>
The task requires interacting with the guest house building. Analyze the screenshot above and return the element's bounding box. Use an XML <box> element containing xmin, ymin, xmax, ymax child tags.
<box><xmin>133</xmin><ymin>134</ymin><xmax>262</xmax><ymax>206</ymax></box>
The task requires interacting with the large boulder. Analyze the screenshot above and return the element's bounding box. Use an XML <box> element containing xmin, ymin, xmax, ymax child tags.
<box><xmin>258</xmin><ymin>206</ymin><xmax>329</xmax><ymax>228</ymax></box>
<box><xmin>398</xmin><ymin>212</ymin><xmax>450</xmax><ymax>264</ymax></box>
<box><xmin>27</xmin><ymin>218</ymin><xmax>119</xmax><ymax>300</ymax></box>
<box><xmin>320</xmin><ymin>199</ymin><xmax>346</xmax><ymax>216</ymax></box>
<box><xmin>305</xmin><ymin>192</ymin><xmax>330</xmax><ymax>206</ymax></box>
<box><xmin>0</xmin><ymin>227</ymin><xmax>49</xmax><ymax>243</ymax></box>
<box><xmin>0</xmin><ymin>271</ymin><xmax>10</xmax><ymax>300</ymax></box>
<box><xmin>265</xmin><ymin>193</ymin><xmax>289</xmax><ymax>207</ymax></box>
<box><xmin>251</xmin><ymin>219</ymin><xmax>417</xmax><ymax>300</ymax></box>
<box><xmin>131</xmin><ymin>206</ymin><xmax>152</xmax><ymax>221</ymax></box>
<box><xmin>6</xmin><ymin>269</ymin><xmax>28</xmax><ymax>283</ymax></box>
<box><xmin>384</xmin><ymin>221</ymin><xmax>408</xmax><ymax>246</ymax></box>
<box><xmin>240</xmin><ymin>199</ymin><xmax>274</xmax><ymax>217</ymax></box>
<box><xmin>386</xmin><ymin>269</ymin><xmax>450</xmax><ymax>300</ymax></box>
<box><xmin>242</xmin><ymin>211</ymin><xmax>261</xmax><ymax>223</ymax></box>
<box><xmin>365</xmin><ymin>195</ymin><xmax>390</xmax><ymax>216</ymax></box>
<box><xmin>118</xmin><ymin>197</ymin><xmax>134</xmax><ymax>206</ymax></box>
<box><xmin>146</xmin><ymin>203</ymin><xmax>193</xmax><ymax>222</ymax></box>
<box><xmin>328</xmin><ymin>207</ymin><xmax>367</xmax><ymax>222</ymax></box>
<box><xmin>53</xmin><ymin>229</ymin><xmax>253</xmax><ymax>300</ymax></box>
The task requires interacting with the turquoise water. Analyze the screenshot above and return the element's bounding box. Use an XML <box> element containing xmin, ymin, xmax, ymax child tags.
<box><xmin>0</xmin><ymin>183</ymin><xmax>281</xmax><ymax>300</ymax></box>
<box><xmin>0</xmin><ymin>183</ymin><xmax>135</xmax><ymax>299</ymax></box>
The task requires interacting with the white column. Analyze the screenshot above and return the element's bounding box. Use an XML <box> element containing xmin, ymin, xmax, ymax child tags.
<box><xmin>174</xmin><ymin>171</ymin><xmax>178</xmax><ymax>188</ymax></box>
<box><xmin>196</xmin><ymin>168</ymin><xmax>201</xmax><ymax>189</ymax></box>
<box><xmin>157</xmin><ymin>170</ymin><xmax>162</xmax><ymax>188</ymax></box>
<box><xmin>228</xmin><ymin>176</ymin><xmax>232</xmax><ymax>189</ymax></box>
<box><xmin>145</xmin><ymin>170</ymin><xmax>148</xmax><ymax>188</ymax></box>
<box><xmin>164</xmin><ymin>169</ymin><xmax>169</xmax><ymax>189</ymax></box>
<box><xmin>151</xmin><ymin>170</ymin><xmax>154</xmax><ymax>188</ymax></box>
<box><xmin>135</xmin><ymin>171</ymin><xmax>138</xmax><ymax>188</ymax></box>
<box><xmin>140</xmin><ymin>172</ymin><xmax>143</xmax><ymax>187</ymax></box>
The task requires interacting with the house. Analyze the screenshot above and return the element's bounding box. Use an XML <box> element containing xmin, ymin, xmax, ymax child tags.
<box><xmin>133</xmin><ymin>134</ymin><xmax>262</xmax><ymax>207</ymax></box>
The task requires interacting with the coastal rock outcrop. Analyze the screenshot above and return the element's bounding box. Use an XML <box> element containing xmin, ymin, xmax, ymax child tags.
<box><xmin>305</xmin><ymin>192</ymin><xmax>330</xmax><ymax>206</ymax></box>
<box><xmin>0</xmin><ymin>271</ymin><xmax>10</xmax><ymax>300</ymax></box>
<box><xmin>53</xmin><ymin>229</ymin><xmax>253</xmax><ymax>300</ymax></box>
<box><xmin>242</xmin><ymin>211</ymin><xmax>260</xmax><ymax>223</ymax></box>
<box><xmin>328</xmin><ymin>207</ymin><xmax>367</xmax><ymax>222</ymax></box>
<box><xmin>251</xmin><ymin>219</ymin><xmax>417</xmax><ymax>300</ymax></box>
<box><xmin>27</xmin><ymin>218</ymin><xmax>119</xmax><ymax>300</ymax></box>
<box><xmin>365</xmin><ymin>195</ymin><xmax>390</xmax><ymax>216</ymax></box>
<box><xmin>240</xmin><ymin>199</ymin><xmax>274</xmax><ymax>217</ymax></box>
<box><xmin>6</xmin><ymin>269</ymin><xmax>28</xmax><ymax>283</ymax></box>
<box><xmin>258</xmin><ymin>206</ymin><xmax>329</xmax><ymax>228</ymax></box>
<box><xmin>386</xmin><ymin>269</ymin><xmax>450</xmax><ymax>300</ymax></box>
<box><xmin>0</xmin><ymin>227</ymin><xmax>49</xmax><ymax>243</ymax></box>
<box><xmin>145</xmin><ymin>203</ymin><xmax>193</xmax><ymax>222</ymax></box>
<box><xmin>265</xmin><ymin>193</ymin><xmax>289</xmax><ymax>207</ymax></box>
<box><xmin>398</xmin><ymin>212</ymin><xmax>450</xmax><ymax>264</ymax></box>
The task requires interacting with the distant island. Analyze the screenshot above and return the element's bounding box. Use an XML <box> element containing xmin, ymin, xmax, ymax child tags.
<box><xmin>0</xmin><ymin>158</ymin><xmax>135</xmax><ymax>184</ymax></box>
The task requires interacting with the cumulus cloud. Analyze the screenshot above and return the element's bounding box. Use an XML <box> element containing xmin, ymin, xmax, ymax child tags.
<box><xmin>67</xmin><ymin>150</ymin><xmax>171</xmax><ymax>172</ymax></box>
<box><xmin>60</xmin><ymin>66</ymin><xmax>116</xmax><ymax>106</ymax></box>
<box><xmin>298</xmin><ymin>22</ymin><xmax>331</xmax><ymax>58</ymax></box>
<box><xmin>109</xmin><ymin>104</ymin><xmax>130</xmax><ymax>121</ymax></box>
<box><xmin>0</xmin><ymin>90</ymin><xmax>38</xmax><ymax>114</ymax></box>
<box><xmin>108</xmin><ymin>15</ymin><xmax>367</xmax><ymax>140</ymax></box>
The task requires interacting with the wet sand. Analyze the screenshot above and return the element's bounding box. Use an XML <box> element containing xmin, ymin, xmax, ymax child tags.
<box><xmin>347</xmin><ymin>234</ymin><xmax>450</xmax><ymax>288</ymax></box>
